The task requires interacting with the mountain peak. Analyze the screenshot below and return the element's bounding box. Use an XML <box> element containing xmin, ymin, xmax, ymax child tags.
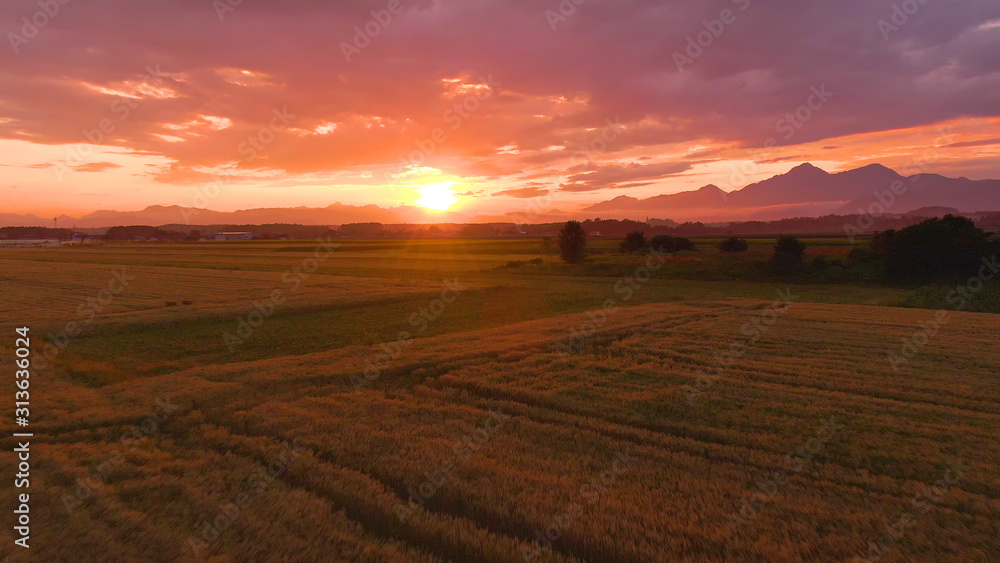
<box><xmin>835</xmin><ymin>163</ymin><xmax>902</xmax><ymax>180</ymax></box>
<box><xmin>787</xmin><ymin>162</ymin><xmax>828</xmax><ymax>175</ymax></box>
<box><xmin>855</xmin><ymin>163</ymin><xmax>892</xmax><ymax>172</ymax></box>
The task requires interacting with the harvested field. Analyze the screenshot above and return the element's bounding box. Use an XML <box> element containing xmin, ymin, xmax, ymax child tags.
<box><xmin>3</xmin><ymin>286</ymin><xmax>997</xmax><ymax>561</ymax></box>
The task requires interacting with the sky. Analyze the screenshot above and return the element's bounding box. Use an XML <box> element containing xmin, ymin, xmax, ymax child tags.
<box><xmin>1</xmin><ymin>0</ymin><xmax>999</xmax><ymax>219</ymax></box>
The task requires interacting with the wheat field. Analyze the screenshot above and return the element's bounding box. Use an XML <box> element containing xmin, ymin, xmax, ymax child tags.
<box><xmin>1</xmin><ymin>243</ymin><xmax>997</xmax><ymax>562</ymax></box>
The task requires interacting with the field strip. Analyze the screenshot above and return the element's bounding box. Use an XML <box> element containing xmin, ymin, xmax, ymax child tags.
<box><xmin>412</xmin><ymin>383</ymin><xmax>1000</xmax><ymax>508</ymax></box>
<box><xmin>0</xmin><ymin>258</ymin><xmax>456</xmax><ymax>329</ymax></box>
<box><xmin>190</xmin><ymin>423</ymin><xmax>577</xmax><ymax>562</ymax></box>
<box><xmin>194</xmin><ymin>408</ymin><xmax>752</xmax><ymax>561</ymax></box>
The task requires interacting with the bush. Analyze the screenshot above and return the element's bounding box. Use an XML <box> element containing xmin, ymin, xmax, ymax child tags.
<box><xmin>503</xmin><ymin>258</ymin><xmax>545</xmax><ymax>269</ymax></box>
<box><xmin>620</xmin><ymin>231</ymin><xmax>647</xmax><ymax>253</ymax></box>
<box><xmin>871</xmin><ymin>215</ymin><xmax>994</xmax><ymax>281</ymax></box>
<box><xmin>718</xmin><ymin>236</ymin><xmax>748</xmax><ymax>253</ymax></box>
<box><xmin>770</xmin><ymin>235</ymin><xmax>806</xmax><ymax>271</ymax></box>
<box><xmin>848</xmin><ymin>247</ymin><xmax>872</xmax><ymax>265</ymax></box>
<box><xmin>558</xmin><ymin>221</ymin><xmax>587</xmax><ymax>263</ymax></box>
<box><xmin>649</xmin><ymin>235</ymin><xmax>695</xmax><ymax>253</ymax></box>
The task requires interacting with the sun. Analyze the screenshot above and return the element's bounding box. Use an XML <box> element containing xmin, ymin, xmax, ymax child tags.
<box><xmin>415</xmin><ymin>183</ymin><xmax>459</xmax><ymax>211</ymax></box>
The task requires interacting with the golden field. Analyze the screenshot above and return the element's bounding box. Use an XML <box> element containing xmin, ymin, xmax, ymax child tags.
<box><xmin>0</xmin><ymin>241</ymin><xmax>997</xmax><ymax>562</ymax></box>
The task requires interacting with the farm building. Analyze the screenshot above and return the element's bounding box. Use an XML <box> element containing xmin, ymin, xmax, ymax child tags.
<box><xmin>204</xmin><ymin>231</ymin><xmax>256</xmax><ymax>241</ymax></box>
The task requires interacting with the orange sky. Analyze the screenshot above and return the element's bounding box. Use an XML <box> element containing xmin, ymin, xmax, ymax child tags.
<box><xmin>2</xmin><ymin>1</ymin><xmax>999</xmax><ymax>219</ymax></box>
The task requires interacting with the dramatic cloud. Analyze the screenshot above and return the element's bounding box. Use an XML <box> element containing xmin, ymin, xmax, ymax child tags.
<box><xmin>560</xmin><ymin>161</ymin><xmax>693</xmax><ymax>192</ymax></box>
<box><xmin>491</xmin><ymin>186</ymin><xmax>550</xmax><ymax>198</ymax></box>
<box><xmin>946</xmin><ymin>137</ymin><xmax>1000</xmax><ymax>148</ymax></box>
<box><xmin>0</xmin><ymin>0</ymin><xmax>998</xmax><ymax>215</ymax></box>
<box><xmin>73</xmin><ymin>161</ymin><xmax>122</xmax><ymax>172</ymax></box>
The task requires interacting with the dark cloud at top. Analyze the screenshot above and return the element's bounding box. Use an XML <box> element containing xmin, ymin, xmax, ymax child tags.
<box><xmin>0</xmin><ymin>0</ymin><xmax>997</xmax><ymax>184</ymax></box>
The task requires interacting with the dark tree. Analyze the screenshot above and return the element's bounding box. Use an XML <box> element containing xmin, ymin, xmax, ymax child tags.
<box><xmin>770</xmin><ymin>235</ymin><xmax>806</xmax><ymax>271</ymax></box>
<box><xmin>718</xmin><ymin>236</ymin><xmax>748</xmax><ymax>253</ymax></box>
<box><xmin>558</xmin><ymin>220</ymin><xmax>587</xmax><ymax>263</ymax></box>
<box><xmin>871</xmin><ymin>215</ymin><xmax>993</xmax><ymax>281</ymax></box>
<box><xmin>649</xmin><ymin>235</ymin><xmax>695</xmax><ymax>253</ymax></box>
<box><xmin>620</xmin><ymin>231</ymin><xmax>647</xmax><ymax>253</ymax></box>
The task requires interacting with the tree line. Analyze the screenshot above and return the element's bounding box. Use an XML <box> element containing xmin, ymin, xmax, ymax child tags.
<box><xmin>557</xmin><ymin>216</ymin><xmax>999</xmax><ymax>283</ymax></box>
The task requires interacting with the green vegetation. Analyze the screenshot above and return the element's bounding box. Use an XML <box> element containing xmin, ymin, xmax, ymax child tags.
<box><xmin>871</xmin><ymin>215</ymin><xmax>998</xmax><ymax>281</ymax></box>
<box><xmin>769</xmin><ymin>235</ymin><xmax>807</xmax><ymax>272</ymax></box>
<box><xmin>718</xmin><ymin>235</ymin><xmax>748</xmax><ymax>253</ymax></box>
<box><xmin>649</xmin><ymin>234</ymin><xmax>695</xmax><ymax>253</ymax></box>
<box><xmin>619</xmin><ymin>230</ymin><xmax>647</xmax><ymax>253</ymax></box>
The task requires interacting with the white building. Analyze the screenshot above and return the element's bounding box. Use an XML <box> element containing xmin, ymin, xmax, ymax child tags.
<box><xmin>0</xmin><ymin>239</ymin><xmax>61</xmax><ymax>248</ymax></box>
<box><xmin>205</xmin><ymin>231</ymin><xmax>256</xmax><ymax>241</ymax></box>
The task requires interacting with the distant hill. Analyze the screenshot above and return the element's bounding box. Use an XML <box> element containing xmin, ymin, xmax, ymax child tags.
<box><xmin>0</xmin><ymin>203</ymin><xmax>437</xmax><ymax>229</ymax></box>
<box><xmin>585</xmin><ymin>185</ymin><xmax>729</xmax><ymax>216</ymax></box>
<box><xmin>904</xmin><ymin>206</ymin><xmax>963</xmax><ymax>218</ymax></box>
<box><xmin>0</xmin><ymin>213</ymin><xmax>52</xmax><ymax>227</ymax></box>
<box><xmin>583</xmin><ymin>163</ymin><xmax>1000</xmax><ymax>222</ymax></box>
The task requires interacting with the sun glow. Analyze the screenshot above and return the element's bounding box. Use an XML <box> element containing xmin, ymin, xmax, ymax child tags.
<box><xmin>415</xmin><ymin>183</ymin><xmax>459</xmax><ymax>211</ymax></box>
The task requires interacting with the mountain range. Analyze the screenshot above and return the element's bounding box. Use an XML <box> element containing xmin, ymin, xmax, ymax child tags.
<box><xmin>583</xmin><ymin>163</ymin><xmax>1000</xmax><ymax>221</ymax></box>
<box><xmin>0</xmin><ymin>203</ymin><xmax>438</xmax><ymax>229</ymax></box>
<box><xmin>3</xmin><ymin>163</ymin><xmax>999</xmax><ymax>228</ymax></box>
